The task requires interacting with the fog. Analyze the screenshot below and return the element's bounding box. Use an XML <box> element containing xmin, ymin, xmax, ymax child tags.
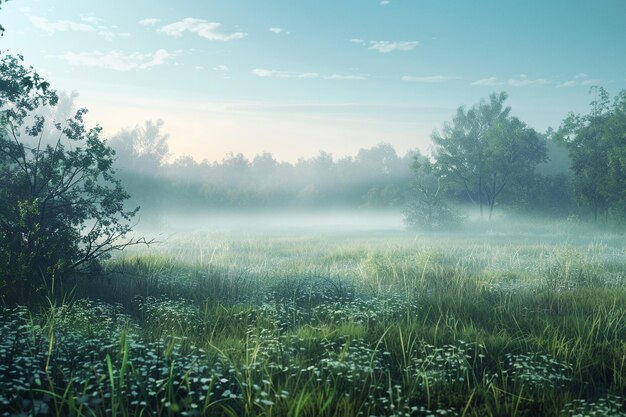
<box><xmin>25</xmin><ymin>94</ymin><xmax>623</xmax><ymax>241</ymax></box>
<box><xmin>134</xmin><ymin>209</ymin><xmax>406</xmax><ymax>236</ymax></box>
<box><xmin>105</xmin><ymin>112</ymin><xmax>619</xmax><ymax>241</ymax></box>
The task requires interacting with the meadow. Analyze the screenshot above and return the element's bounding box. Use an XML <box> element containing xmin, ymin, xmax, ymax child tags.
<box><xmin>1</xmin><ymin>214</ymin><xmax>625</xmax><ymax>417</ymax></box>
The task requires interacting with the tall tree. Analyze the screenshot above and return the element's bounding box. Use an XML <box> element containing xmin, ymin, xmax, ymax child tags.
<box><xmin>556</xmin><ymin>87</ymin><xmax>626</xmax><ymax>221</ymax></box>
<box><xmin>432</xmin><ymin>92</ymin><xmax>546</xmax><ymax>218</ymax></box>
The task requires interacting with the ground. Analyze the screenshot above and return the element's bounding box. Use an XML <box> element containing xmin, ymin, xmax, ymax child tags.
<box><xmin>1</xmin><ymin>214</ymin><xmax>625</xmax><ymax>416</ymax></box>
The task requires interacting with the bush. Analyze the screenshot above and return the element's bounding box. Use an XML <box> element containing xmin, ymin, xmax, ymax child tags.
<box><xmin>0</xmin><ymin>55</ymin><xmax>144</xmax><ymax>302</ymax></box>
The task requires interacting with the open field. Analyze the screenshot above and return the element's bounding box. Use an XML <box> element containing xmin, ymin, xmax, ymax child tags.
<box><xmin>2</xmin><ymin>215</ymin><xmax>626</xmax><ymax>417</ymax></box>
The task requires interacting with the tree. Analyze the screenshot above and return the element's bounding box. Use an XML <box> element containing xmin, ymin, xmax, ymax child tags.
<box><xmin>431</xmin><ymin>92</ymin><xmax>546</xmax><ymax>218</ymax></box>
<box><xmin>404</xmin><ymin>155</ymin><xmax>462</xmax><ymax>230</ymax></box>
<box><xmin>108</xmin><ymin>119</ymin><xmax>170</xmax><ymax>172</ymax></box>
<box><xmin>0</xmin><ymin>55</ymin><xmax>146</xmax><ymax>301</ymax></box>
<box><xmin>556</xmin><ymin>87</ymin><xmax>626</xmax><ymax>221</ymax></box>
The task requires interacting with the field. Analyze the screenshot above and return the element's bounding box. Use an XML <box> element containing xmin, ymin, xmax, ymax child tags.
<box><xmin>1</xmin><ymin>214</ymin><xmax>626</xmax><ymax>417</ymax></box>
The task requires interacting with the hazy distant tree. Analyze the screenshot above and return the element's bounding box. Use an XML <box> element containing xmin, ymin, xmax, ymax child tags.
<box><xmin>404</xmin><ymin>156</ymin><xmax>461</xmax><ymax>230</ymax></box>
<box><xmin>215</xmin><ymin>152</ymin><xmax>250</xmax><ymax>187</ymax></box>
<box><xmin>175</xmin><ymin>154</ymin><xmax>197</xmax><ymax>167</ymax></box>
<box><xmin>432</xmin><ymin>92</ymin><xmax>546</xmax><ymax>218</ymax></box>
<box><xmin>497</xmin><ymin>131</ymin><xmax>576</xmax><ymax>215</ymax></box>
<box><xmin>536</xmin><ymin>130</ymin><xmax>572</xmax><ymax>176</ymax></box>
<box><xmin>109</xmin><ymin>119</ymin><xmax>170</xmax><ymax>172</ymax></box>
<box><xmin>362</xmin><ymin>184</ymin><xmax>404</xmax><ymax>208</ymax></box>
<box><xmin>355</xmin><ymin>143</ymin><xmax>399</xmax><ymax>177</ymax></box>
<box><xmin>295</xmin><ymin>151</ymin><xmax>335</xmax><ymax>198</ymax></box>
<box><xmin>0</xmin><ymin>55</ymin><xmax>144</xmax><ymax>301</ymax></box>
<box><xmin>556</xmin><ymin>87</ymin><xmax>626</xmax><ymax>221</ymax></box>
<box><xmin>297</xmin><ymin>151</ymin><xmax>334</xmax><ymax>177</ymax></box>
<box><xmin>251</xmin><ymin>152</ymin><xmax>278</xmax><ymax>186</ymax></box>
<box><xmin>250</xmin><ymin>152</ymin><xmax>295</xmax><ymax>195</ymax></box>
<box><xmin>252</xmin><ymin>152</ymin><xmax>278</xmax><ymax>171</ymax></box>
<box><xmin>221</xmin><ymin>152</ymin><xmax>250</xmax><ymax>169</ymax></box>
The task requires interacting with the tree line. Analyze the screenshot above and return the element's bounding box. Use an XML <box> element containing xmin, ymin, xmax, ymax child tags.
<box><xmin>2</xmin><ymin>48</ymin><xmax>626</xmax><ymax>301</ymax></box>
<box><xmin>104</xmin><ymin>88</ymin><xmax>625</xmax><ymax>229</ymax></box>
<box><xmin>108</xmin><ymin>127</ymin><xmax>417</xmax><ymax>213</ymax></box>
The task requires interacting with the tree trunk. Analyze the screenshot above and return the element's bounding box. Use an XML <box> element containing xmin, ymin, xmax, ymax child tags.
<box><xmin>489</xmin><ymin>174</ymin><xmax>497</xmax><ymax>220</ymax></box>
<box><xmin>478</xmin><ymin>175</ymin><xmax>483</xmax><ymax>216</ymax></box>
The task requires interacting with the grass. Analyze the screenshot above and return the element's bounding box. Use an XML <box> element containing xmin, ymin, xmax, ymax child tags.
<box><xmin>1</xmin><ymin>218</ymin><xmax>626</xmax><ymax>416</ymax></box>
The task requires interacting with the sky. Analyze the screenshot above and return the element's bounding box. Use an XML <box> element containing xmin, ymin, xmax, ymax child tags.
<box><xmin>2</xmin><ymin>0</ymin><xmax>626</xmax><ymax>162</ymax></box>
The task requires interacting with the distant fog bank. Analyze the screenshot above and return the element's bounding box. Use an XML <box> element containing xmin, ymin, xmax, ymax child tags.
<box><xmin>134</xmin><ymin>209</ymin><xmax>406</xmax><ymax>235</ymax></box>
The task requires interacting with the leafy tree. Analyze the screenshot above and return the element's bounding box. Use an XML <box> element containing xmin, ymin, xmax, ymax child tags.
<box><xmin>556</xmin><ymin>87</ymin><xmax>626</xmax><ymax>221</ymax></box>
<box><xmin>404</xmin><ymin>155</ymin><xmax>462</xmax><ymax>230</ymax></box>
<box><xmin>108</xmin><ymin>119</ymin><xmax>170</xmax><ymax>172</ymax></box>
<box><xmin>362</xmin><ymin>184</ymin><xmax>405</xmax><ymax>208</ymax></box>
<box><xmin>0</xmin><ymin>55</ymin><xmax>146</xmax><ymax>301</ymax></box>
<box><xmin>432</xmin><ymin>92</ymin><xmax>546</xmax><ymax>218</ymax></box>
<box><xmin>498</xmin><ymin>133</ymin><xmax>575</xmax><ymax>216</ymax></box>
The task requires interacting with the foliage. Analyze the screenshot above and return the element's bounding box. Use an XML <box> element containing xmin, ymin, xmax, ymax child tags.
<box><xmin>107</xmin><ymin>137</ymin><xmax>416</xmax><ymax>211</ymax></box>
<box><xmin>404</xmin><ymin>156</ymin><xmax>463</xmax><ymax>230</ymax></box>
<box><xmin>107</xmin><ymin>119</ymin><xmax>170</xmax><ymax>173</ymax></box>
<box><xmin>431</xmin><ymin>92</ymin><xmax>547</xmax><ymax>218</ymax></box>
<box><xmin>556</xmin><ymin>87</ymin><xmax>626</xmax><ymax>221</ymax></box>
<box><xmin>500</xmin><ymin>172</ymin><xmax>576</xmax><ymax>216</ymax></box>
<box><xmin>0</xmin><ymin>54</ymin><xmax>144</xmax><ymax>301</ymax></box>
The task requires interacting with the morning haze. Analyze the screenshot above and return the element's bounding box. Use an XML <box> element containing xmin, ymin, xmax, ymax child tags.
<box><xmin>1</xmin><ymin>1</ymin><xmax>626</xmax><ymax>416</ymax></box>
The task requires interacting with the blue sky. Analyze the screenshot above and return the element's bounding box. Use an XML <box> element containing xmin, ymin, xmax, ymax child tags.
<box><xmin>2</xmin><ymin>0</ymin><xmax>626</xmax><ymax>162</ymax></box>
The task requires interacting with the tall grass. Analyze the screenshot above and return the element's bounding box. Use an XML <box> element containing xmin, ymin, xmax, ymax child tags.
<box><xmin>1</xmin><ymin>225</ymin><xmax>625</xmax><ymax>416</ymax></box>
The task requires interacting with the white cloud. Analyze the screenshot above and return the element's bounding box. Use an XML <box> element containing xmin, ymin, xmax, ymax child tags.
<box><xmin>97</xmin><ymin>31</ymin><xmax>130</xmax><ymax>42</ymax></box>
<box><xmin>28</xmin><ymin>14</ymin><xmax>125</xmax><ymax>41</ymax></box>
<box><xmin>269</xmin><ymin>27</ymin><xmax>289</xmax><ymax>34</ymax></box>
<box><xmin>252</xmin><ymin>69</ymin><xmax>319</xmax><ymax>79</ymax></box>
<box><xmin>159</xmin><ymin>18</ymin><xmax>247</xmax><ymax>41</ymax></box>
<box><xmin>138</xmin><ymin>18</ymin><xmax>161</xmax><ymax>26</ymax></box>
<box><xmin>350</xmin><ymin>38</ymin><xmax>365</xmax><ymax>44</ymax></box>
<box><xmin>556</xmin><ymin>80</ymin><xmax>577</xmax><ymax>88</ymax></box>
<box><xmin>60</xmin><ymin>49</ymin><xmax>172</xmax><ymax>71</ymax></box>
<box><xmin>252</xmin><ymin>69</ymin><xmax>276</xmax><ymax>77</ymax></box>
<box><xmin>556</xmin><ymin>74</ymin><xmax>602</xmax><ymax>88</ymax></box>
<box><xmin>368</xmin><ymin>40</ymin><xmax>419</xmax><ymax>53</ymax></box>
<box><xmin>471</xmin><ymin>76</ymin><xmax>504</xmax><ymax>86</ymax></box>
<box><xmin>402</xmin><ymin>75</ymin><xmax>461</xmax><ymax>83</ymax></box>
<box><xmin>326</xmin><ymin>74</ymin><xmax>368</xmax><ymax>80</ymax></box>
<box><xmin>252</xmin><ymin>69</ymin><xmax>367</xmax><ymax>81</ymax></box>
<box><xmin>97</xmin><ymin>31</ymin><xmax>115</xmax><ymax>41</ymax></box>
<box><xmin>507</xmin><ymin>74</ymin><xmax>550</xmax><ymax>87</ymax></box>
<box><xmin>29</xmin><ymin>15</ymin><xmax>93</xmax><ymax>34</ymax></box>
<box><xmin>213</xmin><ymin>65</ymin><xmax>229</xmax><ymax>71</ymax></box>
<box><xmin>80</xmin><ymin>14</ymin><xmax>105</xmax><ymax>25</ymax></box>
<box><xmin>380</xmin><ymin>1</ymin><xmax>390</xmax><ymax>5</ymax></box>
